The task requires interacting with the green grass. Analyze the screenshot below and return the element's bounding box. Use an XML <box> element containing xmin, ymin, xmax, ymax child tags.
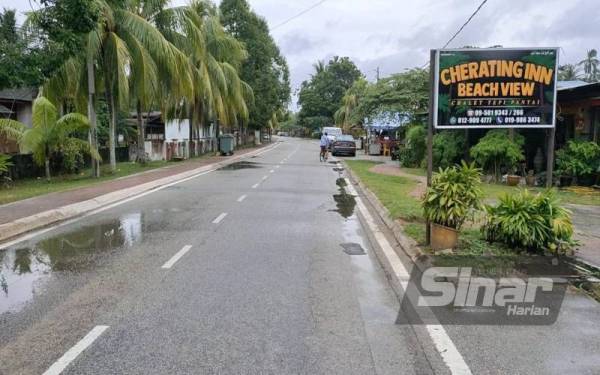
<box><xmin>480</xmin><ymin>183</ymin><xmax>600</xmax><ymax>206</ymax></box>
<box><xmin>346</xmin><ymin>160</ymin><xmax>422</xmax><ymax>222</ymax></box>
<box><xmin>0</xmin><ymin>160</ymin><xmax>171</xmax><ymax>205</ymax></box>
<box><xmin>345</xmin><ymin>160</ymin><xmax>513</xmax><ymax>255</ymax></box>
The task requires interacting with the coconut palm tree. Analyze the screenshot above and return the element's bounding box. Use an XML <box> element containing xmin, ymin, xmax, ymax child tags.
<box><xmin>578</xmin><ymin>49</ymin><xmax>599</xmax><ymax>82</ymax></box>
<box><xmin>0</xmin><ymin>97</ymin><xmax>99</xmax><ymax>180</ymax></box>
<box><xmin>558</xmin><ymin>64</ymin><xmax>580</xmax><ymax>81</ymax></box>
<box><xmin>44</xmin><ymin>0</ymin><xmax>192</xmax><ymax>168</ymax></box>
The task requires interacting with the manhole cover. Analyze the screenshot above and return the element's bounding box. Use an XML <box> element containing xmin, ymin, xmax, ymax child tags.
<box><xmin>340</xmin><ymin>242</ymin><xmax>366</xmax><ymax>255</ymax></box>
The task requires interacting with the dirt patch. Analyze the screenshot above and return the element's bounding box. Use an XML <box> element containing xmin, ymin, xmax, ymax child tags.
<box><xmin>368</xmin><ymin>164</ymin><xmax>426</xmax><ymax>199</ymax></box>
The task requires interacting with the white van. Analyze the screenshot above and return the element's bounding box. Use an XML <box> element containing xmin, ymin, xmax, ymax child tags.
<box><xmin>322</xmin><ymin>127</ymin><xmax>343</xmax><ymax>143</ymax></box>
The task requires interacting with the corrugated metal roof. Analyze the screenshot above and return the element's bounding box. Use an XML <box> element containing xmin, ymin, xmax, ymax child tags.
<box><xmin>0</xmin><ymin>87</ymin><xmax>37</xmax><ymax>101</ymax></box>
<box><xmin>557</xmin><ymin>80</ymin><xmax>592</xmax><ymax>91</ymax></box>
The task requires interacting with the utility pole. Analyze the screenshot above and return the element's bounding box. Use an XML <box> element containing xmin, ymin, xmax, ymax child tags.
<box><xmin>375</xmin><ymin>66</ymin><xmax>380</xmax><ymax>82</ymax></box>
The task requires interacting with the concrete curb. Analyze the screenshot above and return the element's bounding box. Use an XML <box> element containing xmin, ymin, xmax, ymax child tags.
<box><xmin>343</xmin><ymin>161</ymin><xmax>426</xmax><ymax>263</ymax></box>
<box><xmin>0</xmin><ymin>143</ymin><xmax>279</xmax><ymax>244</ymax></box>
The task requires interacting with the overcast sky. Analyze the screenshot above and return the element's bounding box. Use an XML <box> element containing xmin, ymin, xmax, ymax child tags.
<box><xmin>6</xmin><ymin>0</ymin><xmax>600</xmax><ymax>107</ymax></box>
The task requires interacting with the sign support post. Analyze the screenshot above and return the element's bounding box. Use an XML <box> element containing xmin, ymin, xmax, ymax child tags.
<box><xmin>426</xmin><ymin>49</ymin><xmax>436</xmax><ymax>246</ymax></box>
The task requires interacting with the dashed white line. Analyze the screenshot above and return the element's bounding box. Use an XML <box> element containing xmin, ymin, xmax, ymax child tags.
<box><xmin>212</xmin><ymin>212</ymin><xmax>228</xmax><ymax>224</ymax></box>
<box><xmin>252</xmin><ymin>183</ymin><xmax>260</xmax><ymax>189</ymax></box>
<box><xmin>161</xmin><ymin>245</ymin><xmax>193</xmax><ymax>269</ymax></box>
<box><xmin>262</xmin><ymin>175</ymin><xmax>269</xmax><ymax>180</ymax></box>
<box><xmin>275</xmin><ymin>165</ymin><xmax>280</xmax><ymax>169</ymax></box>
<box><xmin>270</xmin><ymin>169</ymin><xmax>275</xmax><ymax>173</ymax></box>
<box><xmin>42</xmin><ymin>325</ymin><xmax>109</xmax><ymax>375</ymax></box>
<box><xmin>237</xmin><ymin>194</ymin><xmax>247</xmax><ymax>202</ymax></box>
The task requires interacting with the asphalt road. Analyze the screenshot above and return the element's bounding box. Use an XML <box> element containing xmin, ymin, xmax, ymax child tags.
<box><xmin>1</xmin><ymin>138</ymin><xmax>599</xmax><ymax>375</ymax></box>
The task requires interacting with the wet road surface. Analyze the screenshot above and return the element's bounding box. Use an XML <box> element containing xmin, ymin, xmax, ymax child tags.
<box><xmin>1</xmin><ymin>138</ymin><xmax>599</xmax><ymax>374</ymax></box>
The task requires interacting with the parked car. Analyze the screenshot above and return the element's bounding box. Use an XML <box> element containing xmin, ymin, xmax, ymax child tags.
<box><xmin>331</xmin><ymin>135</ymin><xmax>356</xmax><ymax>157</ymax></box>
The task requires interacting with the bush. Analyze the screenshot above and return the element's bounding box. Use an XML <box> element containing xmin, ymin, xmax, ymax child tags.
<box><xmin>482</xmin><ymin>189</ymin><xmax>576</xmax><ymax>254</ymax></box>
<box><xmin>422</xmin><ymin>161</ymin><xmax>483</xmax><ymax>230</ymax></box>
<box><xmin>470</xmin><ymin>130</ymin><xmax>524</xmax><ymax>181</ymax></box>
<box><xmin>433</xmin><ymin>131</ymin><xmax>466</xmax><ymax>168</ymax></box>
<box><xmin>0</xmin><ymin>154</ymin><xmax>13</xmax><ymax>174</ymax></box>
<box><xmin>400</xmin><ymin>125</ymin><xmax>426</xmax><ymax>167</ymax></box>
<box><xmin>60</xmin><ymin>138</ymin><xmax>87</xmax><ymax>174</ymax></box>
<box><xmin>556</xmin><ymin>140</ymin><xmax>600</xmax><ymax>185</ymax></box>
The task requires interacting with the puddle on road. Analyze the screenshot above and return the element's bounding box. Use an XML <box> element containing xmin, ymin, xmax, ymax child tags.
<box><xmin>218</xmin><ymin>161</ymin><xmax>262</xmax><ymax>171</ymax></box>
<box><xmin>331</xmin><ymin>179</ymin><xmax>356</xmax><ymax>219</ymax></box>
<box><xmin>0</xmin><ymin>213</ymin><xmax>143</xmax><ymax>314</ymax></box>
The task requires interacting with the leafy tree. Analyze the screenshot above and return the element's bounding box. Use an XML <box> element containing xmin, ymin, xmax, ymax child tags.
<box><xmin>470</xmin><ymin>130</ymin><xmax>524</xmax><ymax>181</ymax></box>
<box><xmin>298</xmin><ymin>56</ymin><xmax>362</xmax><ymax>129</ymax></box>
<box><xmin>433</xmin><ymin>131</ymin><xmax>466</xmax><ymax>168</ymax></box>
<box><xmin>0</xmin><ymin>97</ymin><xmax>99</xmax><ymax>180</ymax></box>
<box><xmin>399</xmin><ymin>125</ymin><xmax>427</xmax><ymax>167</ymax></box>
<box><xmin>558</xmin><ymin>64</ymin><xmax>580</xmax><ymax>81</ymax></box>
<box><xmin>334</xmin><ymin>78</ymin><xmax>367</xmax><ymax>133</ymax></box>
<box><xmin>578</xmin><ymin>49</ymin><xmax>599</xmax><ymax>82</ymax></box>
<box><xmin>556</xmin><ymin>140</ymin><xmax>600</xmax><ymax>184</ymax></box>
<box><xmin>220</xmin><ymin>0</ymin><xmax>290</xmax><ymax>131</ymax></box>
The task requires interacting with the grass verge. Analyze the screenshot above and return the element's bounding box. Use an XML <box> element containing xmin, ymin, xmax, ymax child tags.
<box><xmin>1</xmin><ymin>160</ymin><xmax>170</xmax><ymax>205</ymax></box>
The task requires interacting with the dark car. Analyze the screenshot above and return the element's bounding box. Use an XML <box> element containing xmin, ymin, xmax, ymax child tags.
<box><xmin>331</xmin><ymin>135</ymin><xmax>356</xmax><ymax>157</ymax></box>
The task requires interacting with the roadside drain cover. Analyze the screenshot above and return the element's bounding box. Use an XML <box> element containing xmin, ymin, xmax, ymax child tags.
<box><xmin>340</xmin><ymin>242</ymin><xmax>366</xmax><ymax>255</ymax></box>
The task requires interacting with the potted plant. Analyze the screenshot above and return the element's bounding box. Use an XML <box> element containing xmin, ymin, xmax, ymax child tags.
<box><xmin>556</xmin><ymin>140</ymin><xmax>600</xmax><ymax>186</ymax></box>
<box><xmin>526</xmin><ymin>170</ymin><xmax>536</xmax><ymax>187</ymax></box>
<box><xmin>423</xmin><ymin>162</ymin><xmax>483</xmax><ymax>250</ymax></box>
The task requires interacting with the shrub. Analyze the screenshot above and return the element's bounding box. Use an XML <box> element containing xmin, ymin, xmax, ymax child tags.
<box><xmin>470</xmin><ymin>129</ymin><xmax>524</xmax><ymax>181</ymax></box>
<box><xmin>60</xmin><ymin>138</ymin><xmax>87</xmax><ymax>173</ymax></box>
<box><xmin>423</xmin><ymin>161</ymin><xmax>483</xmax><ymax>230</ymax></box>
<box><xmin>400</xmin><ymin>125</ymin><xmax>427</xmax><ymax>167</ymax></box>
<box><xmin>556</xmin><ymin>140</ymin><xmax>600</xmax><ymax>185</ymax></box>
<box><xmin>0</xmin><ymin>154</ymin><xmax>13</xmax><ymax>174</ymax></box>
<box><xmin>482</xmin><ymin>189</ymin><xmax>576</xmax><ymax>254</ymax></box>
<box><xmin>433</xmin><ymin>131</ymin><xmax>466</xmax><ymax>168</ymax></box>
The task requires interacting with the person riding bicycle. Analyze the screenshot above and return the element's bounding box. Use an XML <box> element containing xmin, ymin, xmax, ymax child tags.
<box><xmin>319</xmin><ymin>132</ymin><xmax>330</xmax><ymax>162</ymax></box>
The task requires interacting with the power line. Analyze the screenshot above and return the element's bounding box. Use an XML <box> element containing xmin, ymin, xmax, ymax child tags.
<box><xmin>271</xmin><ymin>0</ymin><xmax>328</xmax><ymax>31</ymax></box>
<box><xmin>421</xmin><ymin>0</ymin><xmax>490</xmax><ymax>68</ymax></box>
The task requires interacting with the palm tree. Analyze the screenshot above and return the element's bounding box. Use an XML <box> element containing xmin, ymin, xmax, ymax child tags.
<box><xmin>0</xmin><ymin>120</ymin><xmax>24</xmax><ymax>175</ymax></box>
<box><xmin>44</xmin><ymin>0</ymin><xmax>192</xmax><ymax>168</ymax></box>
<box><xmin>578</xmin><ymin>49</ymin><xmax>599</xmax><ymax>82</ymax></box>
<box><xmin>159</xmin><ymin>1</ymin><xmax>252</xmax><ymax>146</ymax></box>
<box><xmin>0</xmin><ymin>97</ymin><xmax>99</xmax><ymax>180</ymax></box>
<box><xmin>558</xmin><ymin>64</ymin><xmax>580</xmax><ymax>81</ymax></box>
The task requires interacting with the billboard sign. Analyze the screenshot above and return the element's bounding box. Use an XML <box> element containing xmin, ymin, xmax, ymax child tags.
<box><xmin>434</xmin><ymin>48</ymin><xmax>559</xmax><ymax>129</ymax></box>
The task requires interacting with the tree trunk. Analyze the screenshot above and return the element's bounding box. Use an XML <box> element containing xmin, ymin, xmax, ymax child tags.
<box><xmin>44</xmin><ymin>156</ymin><xmax>51</xmax><ymax>181</ymax></box>
<box><xmin>136</xmin><ymin>100</ymin><xmax>146</xmax><ymax>164</ymax></box>
<box><xmin>105</xmin><ymin>88</ymin><xmax>117</xmax><ymax>172</ymax></box>
<box><xmin>86</xmin><ymin>51</ymin><xmax>100</xmax><ymax>178</ymax></box>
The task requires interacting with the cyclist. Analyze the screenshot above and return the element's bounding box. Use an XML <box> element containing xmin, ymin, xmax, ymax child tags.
<box><xmin>319</xmin><ymin>132</ymin><xmax>330</xmax><ymax>162</ymax></box>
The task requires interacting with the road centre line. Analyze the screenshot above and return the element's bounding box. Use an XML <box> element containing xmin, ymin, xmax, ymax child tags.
<box><xmin>344</xmin><ymin>178</ymin><xmax>472</xmax><ymax>375</ymax></box>
<box><xmin>262</xmin><ymin>175</ymin><xmax>269</xmax><ymax>180</ymax></box>
<box><xmin>161</xmin><ymin>245</ymin><xmax>193</xmax><ymax>269</ymax></box>
<box><xmin>42</xmin><ymin>325</ymin><xmax>109</xmax><ymax>375</ymax></box>
<box><xmin>270</xmin><ymin>169</ymin><xmax>275</xmax><ymax>173</ymax></box>
<box><xmin>212</xmin><ymin>212</ymin><xmax>228</xmax><ymax>224</ymax></box>
<box><xmin>1</xmin><ymin>142</ymin><xmax>283</xmax><ymax>249</ymax></box>
<box><xmin>237</xmin><ymin>194</ymin><xmax>247</xmax><ymax>202</ymax></box>
<box><xmin>252</xmin><ymin>183</ymin><xmax>259</xmax><ymax>189</ymax></box>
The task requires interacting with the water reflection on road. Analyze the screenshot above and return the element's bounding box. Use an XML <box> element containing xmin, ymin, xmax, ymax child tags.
<box><xmin>0</xmin><ymin>213</ymin><xmax>142</xmax><ymax>314</ymax></box>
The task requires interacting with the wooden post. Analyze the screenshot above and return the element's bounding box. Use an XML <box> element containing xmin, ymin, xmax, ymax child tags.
<box><xmin>546</xmin><ymin>127</ymin><xmax>556</xmax><ymax>188</ymax></box>
<box><xmin>426</xmin><ymin>49</ymin><xmax>436</xmax><ymax>245</ymax></box>
<box><xmin>86</xmin><ymin>52</ymin><xmax>100</xmax><ymax>178</ymax></box>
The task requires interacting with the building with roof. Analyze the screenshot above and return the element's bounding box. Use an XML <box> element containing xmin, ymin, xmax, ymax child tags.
<box><xmin>0</xmin><ymin>88</ymin><xmax>37</xmax><ymax>154</ymax></box>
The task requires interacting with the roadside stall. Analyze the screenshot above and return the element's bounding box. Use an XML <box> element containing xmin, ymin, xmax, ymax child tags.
<box><xmin>363</xmin><ymin>112</ymin><xmax>410</xmax><ymax>158</ymax></box>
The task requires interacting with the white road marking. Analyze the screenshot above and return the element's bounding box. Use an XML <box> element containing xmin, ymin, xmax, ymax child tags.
<box><xmin>42</xmin><ymin>325</ymin><xmax>109</xmax><ymax>375</ymax></box>
<box><xmin>275</xmin><ymin>165</ymin><xmax>280</xmax><ymax>169</ymax></box>
<box><xmin>212</xmin><ymin>212</ymin><xmax>228</xmax><ymax>224</ymax></box>
<box><xmin>252</xmin><ymin>183</ymin><xmax>260</xmax><ymax>189</ymax></box>
<box><xmin>262</xmin><ymin>175</ymin><xmax>269</xmax><ymax>180</ymax></box>
<box><xmin>270</xmin><ymin>169</ymin><xmax>275</xmax><ymax>173</ymax></box>
<box><xmin>1</xmin><ymin>141</ymin><xmax>284</xmax><ymax>249</ymax></box>
<box><xmin>161</xmin><ymin>245</ymin><xmax>193</xmax><ymax>269</ymax></box>
<box><xmin>345</xmin><ymin>178</ymin><xmax>472</xmax><ymax>375</ymax></box>
<box><xmin>237</xmin><ymin>194</ymin><xmax>247</xmax><ymax>202</ymax></box>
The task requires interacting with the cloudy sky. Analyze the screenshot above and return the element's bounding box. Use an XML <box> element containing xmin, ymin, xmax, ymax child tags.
<box><xmin>7</xmin><ymin>0</ymin><xmax>600</xmax><ymax>107</ymax></box>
